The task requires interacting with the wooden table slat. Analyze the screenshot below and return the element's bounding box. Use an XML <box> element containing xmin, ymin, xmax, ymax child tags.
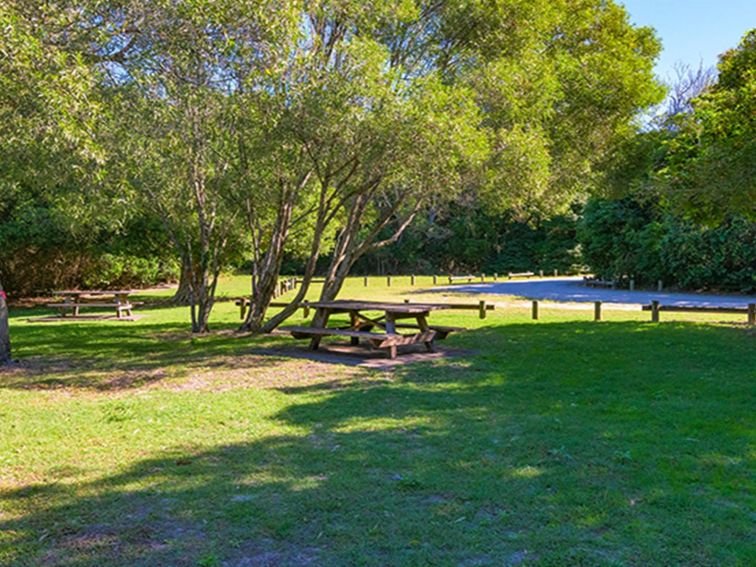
<box><xmin>306</xmin><ymin>300</ymin><xmax>452</xmax><ymax>314</ymax></box>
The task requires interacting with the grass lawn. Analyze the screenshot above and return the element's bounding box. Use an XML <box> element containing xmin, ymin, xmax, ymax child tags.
<box><xmin>1</xmin><ymin>276</ymin><xmax>754</xmax><ymax>566</ymax></box>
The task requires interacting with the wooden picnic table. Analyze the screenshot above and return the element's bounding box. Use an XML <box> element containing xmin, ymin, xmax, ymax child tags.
<box><xmin>48</xmin><ymin>290</ymin><xmax>140</xmax><ymax>319</ymax></box>
<box><xmin>282</xmin><ymin>300</ymin><xmax>464</xmax><ymax>359</ymax></box>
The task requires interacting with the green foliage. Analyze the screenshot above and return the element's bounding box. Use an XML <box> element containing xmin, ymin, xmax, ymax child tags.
<box><xmin>659</xmin><ymin>29</ymin><xmax>756</xmax><ymax>222</ymax></box>
<box><xmin>352</xmin><ymin>205</ymin><xmax>582</xmax><ymax>275</ymax></box>
<box><xmin>0</xmin><ymin>193</ymin><xmax>179</xmax><ymax>295</ymax></box>
<box><xmin>579</xmin><ymin>197</ymin><xmax>756</xmax><ymax>292</ymax></box>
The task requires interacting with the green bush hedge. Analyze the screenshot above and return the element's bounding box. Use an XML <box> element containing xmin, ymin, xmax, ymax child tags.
<box><xmin>0</xmin><ymin>199</ymin><xmax>179</xmax><ymax>296</ymax></box>
<box><xmin>579</xmin><ymin>197</ymin><xmax>756</xmax><ymax>292</ymax></box>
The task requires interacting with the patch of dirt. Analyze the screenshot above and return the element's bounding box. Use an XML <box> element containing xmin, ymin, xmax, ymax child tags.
<box><xmin>1</xmin><ymin>338</ymin><xmax>468</xmax><ymax>396</ymax></box>
<box><xmin>223</xmin><ymin>538</ymin><xmax>322</xmax><ymax>567</ymax></box>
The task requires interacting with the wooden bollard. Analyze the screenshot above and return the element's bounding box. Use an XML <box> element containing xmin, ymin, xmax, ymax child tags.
<box><xmin>553</xmin><ymin>269</ymin><xmax>558</xmax><ymax>277</ymax></box>
<box><xmin>411</xmin><ymin>274</ymin><xmax>416</xmax><ymax>286</ymax></box>
<box><xmin>433</xmin><ymin>275</ymin><xmax>438</xmax><ymax>285</ymax></box>
<box><xmin>629</xmin><ymin>278</ymin><xmax>635</xmax><ymax>291</ymax></box>
<box><xmin>480</xmin><ymin>274</ymin><xmax>485</xmax><ymax>282</ymax></box>
<box><xmin>748</xmin><ymin>303</ymin><xmax>755</xmax><ymax>325</ymax></box>
<box><xmin>651</xmin><ymin>300</ymin><xmax>660</xmax><ymax>322</ymax></box>
<box><xmin>303</xmin><ymin>300</ymin><xmax>310</xmax><ymax>318</ymax></box>
<box><xmin>387</xmin><ymin>275</ymin><xmax>391</xmax><ymax>287</ymax></box>
<box><xmin>493</xmin><ymin>273</ymin><xmax>498</xmax><ymax>281</ymax></box>
<box><xmin>532</xmin><ymin>300</ymin><xmax>539</xmax><ymax>320</ymax></box>
<box><xmin>364</xmin><ymin>276</ymin><xmax>368</xmax><ymax>287</ymax></box>
<box><xmin>539</xmin><ymin>270</ymin><xmax>544</xmax><ymax>278</ymax></box>
<box><xmin>657</xmin><ymin>280</ymin><xmax>663</xmax><ymax>292</ymax></box>
<box><xmin>448</xmin><ymin>274</ymin><xmax>453</xmax><ymax>284</ymax></box>
<box><xmin>479</xmin><ymin>300</ymin><xmax>486</xmax><ymax>319</ymax></box>
<box><xmin>594</xmin><ymin>301</ymin><xmax>602</xmax><ymax>321</ymax></box>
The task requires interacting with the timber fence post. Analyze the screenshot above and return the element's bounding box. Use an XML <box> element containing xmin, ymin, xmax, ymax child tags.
<box><xmin>651</xmin><ymin>300</ymin><xmax>660</xmax><ymax>322</ymax></box>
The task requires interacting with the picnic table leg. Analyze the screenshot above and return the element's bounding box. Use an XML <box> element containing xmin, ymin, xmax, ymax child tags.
<box><xmin>309</xmin><ymin>308</ymin><xmax>330</xmax><ymax>351</ymax></box>
<box><xmin>119</xmin><ymin>293</ymin><xmax>133</xmax><ymax>317</ymax></box>
<box><xmin>385</xmin><ymin>313</ymin><xmax>397</xmax><ymax>359</ymax></box>
<box><xmin>349</xmin><ymin>311</ymin><xmax>359</xmax><ymax>346</ymax></box>
<box><xmin>416</xmin><ymin>314</ymin><xmax>434</xmax><ymax>353</ymax></box>
<box><xmin>62</xmin><ymin>298</ymin><xmax>77</xmax><ymax>317</ymax></box>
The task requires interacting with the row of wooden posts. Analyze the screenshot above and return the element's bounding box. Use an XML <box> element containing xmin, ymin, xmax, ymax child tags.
<box><xmin>260</xmin><ymin>277</ymin><xmax>756</xmax><ymax>325</ymax></box>
<box><xmin>289</xmin><ymin>274</ymin><xmax>678</xmax><ymax>292</ymax></box>
<box><xmin>362</xmin><ymin>271</ymin><xmax>559</xmax><ymax>287</ymax></box>
<box><xmin>529</xmin><ymin>299</ymin><xmax>756</xmax><ymax>325</ymax></box>
<box><xmin>272</xmin><ymin>278</ymin><xmax>298</xmax><ymax>299</ymax></box>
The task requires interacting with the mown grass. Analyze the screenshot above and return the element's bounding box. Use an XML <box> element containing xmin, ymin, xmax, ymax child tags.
<box><xmin>1</xmin><ymin>276</ymin><xmax>754</xmax><ymax>566</ymax></box>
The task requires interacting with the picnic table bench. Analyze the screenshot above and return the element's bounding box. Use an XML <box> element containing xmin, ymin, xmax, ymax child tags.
<box><xmin>282</xmin><ymin>300</ymin><xmax>464</xmax><ymax>359</ymax></box>
<box><xmin>448</xmin><ymin>275</ymin><xmax>477</xmax><ymax>284</ymax></box>
<box><xmin>583</xmin><ymin>276</ymin><xmax>616</xmax><ymax>288</ymax></box>
<box><xmin>47</xmin><ymin>290</ymin><xmax>141</xmax><ymax>319</ymax></box>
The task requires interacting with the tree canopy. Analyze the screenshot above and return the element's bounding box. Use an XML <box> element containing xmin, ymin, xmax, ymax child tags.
<box><xmin>1</xmin><ymin>0</ymin><xmax>674</xmax><ymax>339</ymax></box>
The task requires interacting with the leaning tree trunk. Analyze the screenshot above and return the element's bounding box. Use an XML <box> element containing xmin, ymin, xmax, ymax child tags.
<box><xmin>240</xmin><ymin>189</ymin><xmax>297</xmax><ymax>333</ymax></box>
<box><xmin>0</xmin><ymin>282</ymin><xmax>12</xmax><ymax>365</ymax></box>
<box><xmin>241</xmin><ymin>223</ymin><xmax>291</xmax><ymax>332</ymax></box>
<box><xmin>172</xmin><ymin>254</ymin><xmax>194</xmax><ymax>305</ymax></box>
<box><xmin>315</xmin><ymin>197</ymin><xmax>422</xmax><ymax>326</ymax></box>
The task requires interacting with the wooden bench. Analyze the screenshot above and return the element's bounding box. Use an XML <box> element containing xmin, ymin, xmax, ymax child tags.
<box><xmin>508</xmin><ymin>271</ymin><xmax>535</xmax><ymax>279</ymax></box>
<box><xmin>393</xmin><ymin>323</ymin><xmax>464</xmax><ymax>339</ymax></box>
<box><xmin>448</xmin><ymin>275</ymin><xmax>476</xmax><ymax>284</ymax></box>
<box><xmin>583</xmin><ymin>277</ymin><xmax>615</xmax><ymax>288</ymax></box>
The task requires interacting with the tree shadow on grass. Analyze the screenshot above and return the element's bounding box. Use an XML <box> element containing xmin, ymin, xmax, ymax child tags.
<box><xmin>1</xmin><ymin>321</ymin><xmax>753</xmax><ymax>565</ymax></box>
<box><xmin>0</xmin><ymin>318</ymin><xmax>298</xmax><ymax>392</ymax></box>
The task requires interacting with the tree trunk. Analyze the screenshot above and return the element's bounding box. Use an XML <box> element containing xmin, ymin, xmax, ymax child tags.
<box><xmin>0</xmin><ymin>282</ymin><xmax>11</xmax><ymax>365</ymax></box>
<box><xmin>240</xmin><ymin>196</ymin><xmax>295</xmax><ymax>333</ymax></box>
<box><xmin>172</xmin><ymin>255</ymin><xmax>194</xmax><ymax>305</ymax></box>
<box><xmin>316</xmin><ymin>198</ymin><xmax>422</xmax><ymax>318</ymax></box>
<box><xmin>190</xmin><ymin>289</ymin><xmax>213</xmax><ymax>333</ymax></box>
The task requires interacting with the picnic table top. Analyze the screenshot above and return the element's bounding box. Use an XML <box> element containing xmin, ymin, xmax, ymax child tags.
<box><xmin>307</xmin><ymin>300</ymin><xmax>453</xmax><ymax>314</ymax></box>
<box><xmin>53</xmin><ymin>290</ymin><xmax>135</xmax><ymax>296</ymax></box>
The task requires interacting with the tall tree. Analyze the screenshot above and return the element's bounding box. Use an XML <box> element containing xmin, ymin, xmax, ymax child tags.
<box><xmin>312</xmin><ymin>0</ymin><xmax>665</xmax><ymax>305</ymax></box>
<box><xmin>660</xmin><ymin>30</ymin><xmax>756</xmax><ymax>222</ymax></box>
<box><xmin>102</xmin><ymin>0</ymin><xmax>295</xmax><ymax>332</ymax></box>
<box><xmin>0</xmin><ymin>1</ymin><xmax>102</xmax><ymax>363</ymax></box>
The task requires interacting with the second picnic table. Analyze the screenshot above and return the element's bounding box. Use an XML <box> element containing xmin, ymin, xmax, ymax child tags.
<box><xmin>282</xmin><ymin>300</ymin><xmax>463</xmax><ymax>359</ymax></box>
<box><xmin>48</xmin><ymin>290</ymin><xmax>140</xmax><ymax>319</ymax></box>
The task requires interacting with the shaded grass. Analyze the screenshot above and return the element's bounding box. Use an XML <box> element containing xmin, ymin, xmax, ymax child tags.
<box><xmin>1</xmin><ymin>276</ymin><xmax>754</xmax><ymax>565</ymax></box>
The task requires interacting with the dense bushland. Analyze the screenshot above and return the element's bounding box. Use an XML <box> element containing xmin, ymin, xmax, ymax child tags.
<box><xmin>349</xmin><ymin>206</ymin><xmax>583</xmax><ymax>276</ymax></box>
<box><xmin>579</xmin><ymin>198</ymin><xmax>755</xmax><ymax>292</ymax></box>
<box><xmin>0</xmin><ymin>198</ymin><xmax>178</xmax><ymax>296</ymax></box>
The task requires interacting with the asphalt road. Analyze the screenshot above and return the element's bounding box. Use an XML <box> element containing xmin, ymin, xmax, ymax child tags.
<box><xmin>438</xmin><ymin>277</ymin><xmax>756</xmax><ymax>308</ymax></box>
